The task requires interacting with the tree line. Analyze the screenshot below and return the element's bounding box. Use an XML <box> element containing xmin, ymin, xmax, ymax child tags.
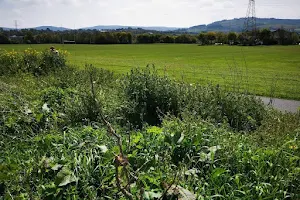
<box><xmin>0</xmin><ymin>28</ymin><xmax>299</xmax><ymax>45</ymax></box>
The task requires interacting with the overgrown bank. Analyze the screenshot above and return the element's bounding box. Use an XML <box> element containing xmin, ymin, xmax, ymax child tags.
<box><xmin>0</xmin><ymin>50</ymin><xmax>300</xmax><ymax>199</ymax></box>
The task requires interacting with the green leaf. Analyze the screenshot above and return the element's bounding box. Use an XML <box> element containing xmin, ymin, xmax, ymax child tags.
<box><xmin>177</xmin><ymin>133</ymin><xmax>185</xmax><ymax>144</ymax></box>
<box><xmin>185</xmin><ymin>168</ymin><xmax>199</xmax><ymax>176</ymax></box>
<box><xmin>55</xmin><ymin>167</ymin><xmax>77</xmax><ymax>187</ymax></box>
<box><xmin>51</xmin><ymin>164</ymin><xmax>63</xmax><ymax>171</ymax></box>
<box><xmin>211</xmin><ymin>168</ymin><xmax>227</xmax><ymax>180</ymax></box>
<box><xmin>36</xmin><ymin>113</ymin><xmax>44</xmax><ymax>122</ymax></box>
<box><xmin>98</xmin><ymin>145</ymin><xmax>108</xmax><ymax>153</ymax></box>
<box><xmin>143</xmin><ymin>191</ymin><xmax>162</xmax><ymax>199</ymax></box>
<box><xmin>132</xmin><ymin>132</ymin><xmax>143</xmax><ymax>144</ymax></box>
<box><xmin>209</xmin><ymin>145</ymin><xmax>221</xmax><ymax>154</ymax></box>
<box><xmin>147</xmin><ymin>126</ymin><xmax>163</xmax><ymax>135</ymax></box>
<box><xmin>167</xmin><ymin>185</ymin><xmax>196</xmax><ymax>200</ymax></box>
<box><xmin>58</xmin><ymin>174</ymin><xmax>77</xmax><ymax>187</ymax></box>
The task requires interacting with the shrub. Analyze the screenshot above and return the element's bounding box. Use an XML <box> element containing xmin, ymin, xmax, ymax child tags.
<box><xmin>180</xmin><ymin>84</ymin><xmax>266</xmax><ymax>131</ymax></box>
<box><xmin>39</xmin><ymin>49</ymin><xmax>68</xmax><ymax>74</ymax></box>
<box><xmin>122</xmin><ymin>66</ymin><xmax>266</xmax><ymax>131</ymax></box>
<box><xmin>122</xmin><ymin>66</ymin><xmax>180</xmax><ymax>127</ymax></box>
<box><xmin>0</xmin><ymin>48</ymin><xmax>68</xmax><ymax>76</ymax></box>
<box><xmin>0</xmin><ymin>50</ymin><xmax>22</xmax><ymax>75</ymax></box>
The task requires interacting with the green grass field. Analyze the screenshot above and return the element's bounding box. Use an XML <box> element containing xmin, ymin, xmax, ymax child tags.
<box><xmin>1</xmin><ymin>44</ymin><xmax>299</xmax><ymax>99</ymax></box>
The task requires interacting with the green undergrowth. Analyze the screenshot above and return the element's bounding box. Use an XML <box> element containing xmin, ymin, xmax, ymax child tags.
<box><xmin>1</xmin><ymin>62</ymin><xmax>300</xmax><ymax>199</ymax></box>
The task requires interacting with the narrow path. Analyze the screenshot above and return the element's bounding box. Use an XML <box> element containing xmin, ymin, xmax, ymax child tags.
<box><xmin>259</xmin><ymin>96</ymin><xmax>300</xmax><ymax>113</ymax></box>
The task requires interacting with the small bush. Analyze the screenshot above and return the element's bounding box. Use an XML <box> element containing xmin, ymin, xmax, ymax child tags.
<box><xmin>122</xmin><ymin>66</ymin><xmax>180</xmax><ymax>127</ymax></box>
<box><xmin>180</xmin><ymin>84</ymin><xmax>265</xmax><ymax>131</ymax></box>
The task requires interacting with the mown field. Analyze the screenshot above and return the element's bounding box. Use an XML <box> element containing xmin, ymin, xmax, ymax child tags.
<box><xmin>0</xmin><ymin>44</ymin><xmax>299</xmax><ymax>100</ymax></box>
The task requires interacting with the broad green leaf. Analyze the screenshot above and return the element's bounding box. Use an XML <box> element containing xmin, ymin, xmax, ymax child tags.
<box><xmin>42</xmin><ymin>103</ymin><xmax>50</xmax><ymax>112</ymax></box>
<box><xmin>36</xmin><ymin>113</ymin><xmax>43</xmax><ymax>122</ymax></box>
<box><xmin>55</xmin><ymin>167</ymin><xmax>77</xmax><ymax>187</ymax></box>
<box><xmin>51</xmin><ymin>164</ymin><xmax>63</xmax><ymax>171</ymax></box>
<box><xmin>98</xmin><ymin>145</ymin><xmax>108</xmax><ymax>153</ymax></box>
<box><xmin>132</xmin><ymin>132</ymin><xmax>143</xmax><ymax>144</ymax></box>
<box><xmin>143</xmin><ymin>191</ymin><xmax>162</xmax><ymax>199</ymax></box>
<box><xmin>185</xmin><ymin>168</ymin><xmax>199</xmax><ymax>176</ymax></box>
<box><xmin>147</xmin><ymin>126</ymin><xmax>163</xmax><ymax>134</ymax></box>
<box><xmin>209</xmin><ymin>145</ymin><xmax>221</xmax><ymax>153</ymax></box>
<box><xmin>211</xmin><ymin>168</ymin><xmax>227</xmax><ymax>180</ymax></box>
<box><xmin>167</xmin><ymin>185</ymin><xmax>196</xmax><ymax>200</ymax></box>
<box><xmin>58</xmin><ymin>174</ymin><xmax>77</xmax><ymax>187</ymax></box>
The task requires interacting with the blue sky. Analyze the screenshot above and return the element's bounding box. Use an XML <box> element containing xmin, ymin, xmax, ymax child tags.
<box><xmin>0</xmin><ymin>0</ymin><xmax>300</xmax><ymax>28</ymax></box>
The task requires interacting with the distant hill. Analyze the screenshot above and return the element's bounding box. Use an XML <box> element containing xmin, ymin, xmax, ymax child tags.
<box><xmin>0</xmin><ymin>27</ymin><xmax>13</xmax><ymax>31</ymax></box>
<box><xmin>0</xmin><ymin>26</ymin><xmax>70</xmax><ymax>31</ymax></box>
<box><xmin>33</xmin><ymin>26</ymin><xmax>70</xmax><ymax>31</ymax></box>
<box><xmin>1</xmin><ymin>18</ymin><xmax>300</xmax><ymax>33</ymax></box>
<box><xmin>1</xmin><ymin>25</ymin><xmax>181</xmax><ymax>32</ymax></box>
<box><xmin>82</xmin><ymin>25</ymin><xmax>181</xmax><ymax>31</ymax></box>
<box><xmin>185</xmin><ymin>18</ymin><xmax>300</xmax><ymax>33</ymax></box>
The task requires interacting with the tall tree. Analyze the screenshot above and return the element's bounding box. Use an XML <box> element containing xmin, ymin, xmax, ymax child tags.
<box><xmin>0</xmin><ymin>33</ymin><xmax>10</xmax><ymax>44</ymax></box>
<box><xmin>198</xmin><ymin>33</ymin><xmax>208</xmax><ymax>45</ymax></box>
<box><xmin>206</xmin><ymin>32</ymin><xmax>216</xmax><ymax>44</ymax></box>
<box><xmin>259</xmin><ymin>29</ymin><xmax>272</xmax><ymax>45</ymax></box>
<box><xmin>24</xmin><ymin>31</ymin><xmax>35</xmax><ymax>44</ymax></box>
<box><xmin>291</xmin><ymin>32</ymin><xmax>299</xmax><ymax>44</ymax></box>
<box><xmin>228</xmin><ymin>32</ymin><xmax>237</xmax><ymax>45</ymax></box>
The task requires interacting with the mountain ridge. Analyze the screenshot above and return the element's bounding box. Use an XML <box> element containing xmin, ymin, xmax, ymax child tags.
<box><xmin>185</xmin><ymin>18</ymin><xmax>300</xmax><ymax>33</ymax></box>
<box><xmin>1</xmin><ymin>18</ymin><xmax>300</xmax><ymax>32</ymax></box>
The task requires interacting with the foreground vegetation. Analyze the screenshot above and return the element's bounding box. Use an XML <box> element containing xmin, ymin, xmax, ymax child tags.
<box><xmin>1</xmin><ymin>44</ymin><xmax>300</xmax><ymax>100</ymax></box>
<box><xmin>0</xmin><ymin>49</ymin><xmax>300</xmax><ymax>199</ymax></box>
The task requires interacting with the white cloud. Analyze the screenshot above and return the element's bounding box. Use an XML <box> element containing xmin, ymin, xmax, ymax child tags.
<box><xmin>0</xmin><ymin>0</ymin><xmax>300</xmax><ymax>28</ymax></box>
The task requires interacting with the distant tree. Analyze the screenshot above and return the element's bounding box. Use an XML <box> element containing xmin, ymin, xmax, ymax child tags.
<box><xmin>0</xmin><ymin>33</ymin><xmax>10</xmax><ymax>44</ymax></box>
<box><xmin>237</xmin><ymin>33</ymin><xmax>247</xmax><ymax>44</ymax></box>
<box><xmin>159</xmin><ymin>35</ymin><xmax>175</xmax><ymax>43</ymax></box>
<box><xmin>198</xmin><ymin>33</ymin><xmax>208</xmax><ymax>45</ymax></box>
<box><xmin>175</xmin><ymin>34</ymin><xmax>196</xmax><ymax>44</ymax></box>
<box><xmin>136</xmin><ymin>34</ymin><xmax>152</xmax><ymax>43</ymax></box>
<box><xmin>291</xmin><ymin>32</ymin><xmax>299</xmax><ymax>44</ymax></box>
<box><xmin>127</xmin><ymin>33</ymin><xmax>133</xmax><ymax>44</ymax></box>
<box><xmin>277</xmin><ymin>28</ymin><xmax>287</xmax><ymax>45</ymax></box>
<box><xmin>216</xmin><ymin>32</ymin><xmax>227</xmax><ymax>43</ymax></box>
<box><xmin>206</xmin><ymin>32</ymin><xmax>216</xmax><ymax>44</ymax></box>
<box><xmin>259</xmin><ymin>29</ymin><xmax>273</xmax><ymax>45</ymax></box>
<box><xmin>136</xmin><ymin>34</ymin><xmax>161</xmax><ymax>44</ymax></box>
<box><xmin>227</xmin><ymin>32</ymin><xmax>237</xmax><ymax>45</ymax></box>
<box><xmin>116</xmin><ymin>32</ymin><xmax>127</xmax><ymax>44</ymax></box>
<box><xmin>24</xmin><ymin>31</ymin><xmax>36</xmax><ymax>44</ymax></box>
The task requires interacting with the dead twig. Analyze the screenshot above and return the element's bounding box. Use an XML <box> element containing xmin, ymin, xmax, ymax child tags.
<box><xmin>159</xmin><ymin>171</ymin><xmax>179</xmax><ymax>200</ymax></box>
<box><xmin>88</xmin><ymin>67</ymin><xmax>134</xmax><ymax>200</ymax></box>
